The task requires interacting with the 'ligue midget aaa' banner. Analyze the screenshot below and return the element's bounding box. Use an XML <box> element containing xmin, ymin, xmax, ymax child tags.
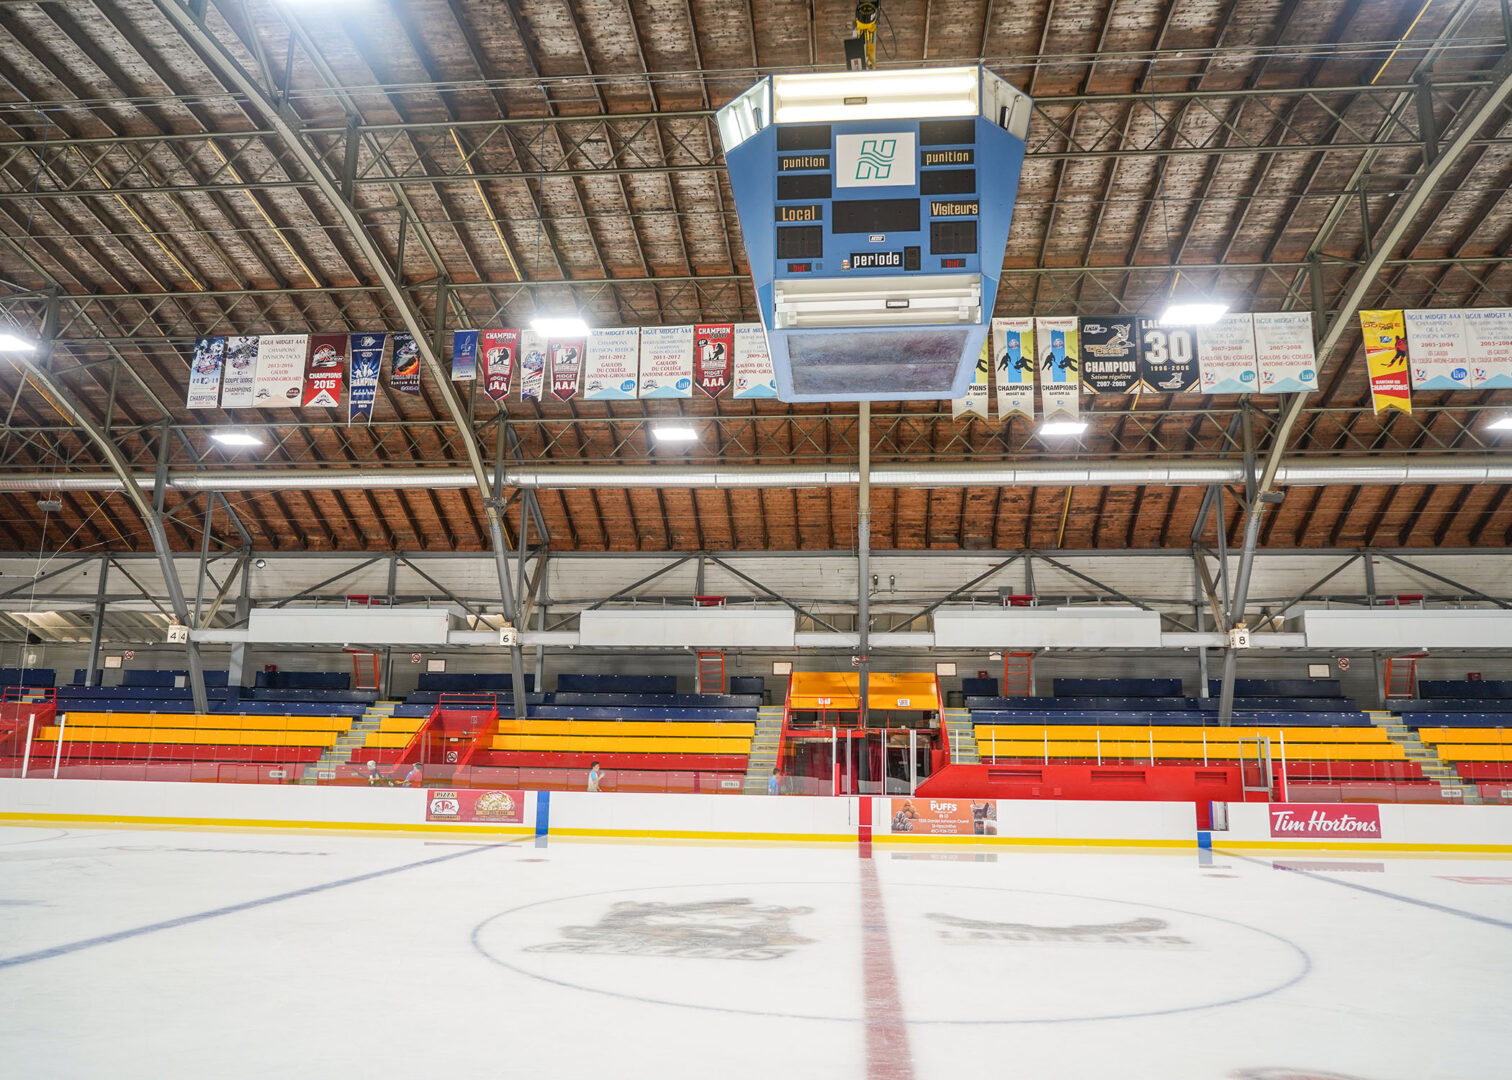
<box><xmin>425</xmin><ymin>788</ymin><xmax>524</xmax><ymax>824</ymax></box>
<box><xmin>888</xmin><ymin>798</ymin><xmax>998</xmax><ymax>836</ymax></box>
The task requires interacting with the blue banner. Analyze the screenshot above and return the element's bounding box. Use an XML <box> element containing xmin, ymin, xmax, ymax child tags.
<box><xmin>349</xmin><ymin>331</ymin><xmax>385</xmax><ymax>424</ymax></box>
<box><xmin>451</xmin><ymin>329</ymin><xmax>479</xmax><ymax>381</ymax></box>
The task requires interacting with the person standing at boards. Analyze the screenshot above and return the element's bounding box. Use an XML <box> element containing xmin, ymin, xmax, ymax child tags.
<box><xmin>587</xmin><ymin>761</ymin><xmax>603</xmax><ymax>792</ymax></box>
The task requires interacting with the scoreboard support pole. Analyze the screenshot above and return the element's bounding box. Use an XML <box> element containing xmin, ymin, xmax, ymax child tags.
<box><xmin>858</xmin><ymin>401</ymin><xmax>871</xmax><ymax>730</ymax></box>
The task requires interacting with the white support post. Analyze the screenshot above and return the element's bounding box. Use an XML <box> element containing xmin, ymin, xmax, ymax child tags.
<box><xmin>908</xmin><ymin>729</ymin><xmax>918</xmax><ymax>795</ymax></box>
<box><xmin>1043</xmin><ymin>728</ymin><xmax>1048</xmax><ymax>765</ymax></box>
<box><xmin>1202</xmin><ymin>730</ymin><xmax>1208</xmax><ymax>766</ymax></box>
<box><xmin>52</xmin><ymin>714</ymin><xmax>65</xmax><ymax>778</ymax></box>
<box><xmin>1096</xmin><ymin>730</ymin><xmax>1101</xmax><ymax>766</ymax></box>
<box><xmin>20</xmin><ymin>713</ymin><xmax>34</xmax><ymax>778</ymax></box>
<box><xmin>831</xmin><ymin>726</ymin><xmax>838</xmax><ymax>796</ymax></box>
<box><xmin>1149</xmin><ymin>729</ymin><xmax>1155</xmax><ymax>766</ymax></box>
<box><xmin>1278</xmin><ymin>730</ymin><xmax>1289</xmax><ymax>803</ymax></box>
<box><xmin>991</xmin><ymin>728</ymin><xmax>996</xmax><ymax>763</ymax></box>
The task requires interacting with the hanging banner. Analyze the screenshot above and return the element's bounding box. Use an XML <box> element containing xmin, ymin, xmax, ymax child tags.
<box><xmin>186</xmin><ymin>336</ymin><xmax>225</xmax><ymax>409</ymax></box>
<box><xmin>1460</xmin><ymin>308</ymin><xmax>1512</xmax><ymax>389</ymax></box>
<box><xmin>582</xmin><ymin>327</ymin><xmax>640</xmax><ymax>401</ymax></box>
<box><xmin>389</xmin><ymin>333</ymin><xmax>421</xmax><ymax>395</ymax></box>
<box><xmin>992</xmin><ymin>317</ymin><xmax>1035</xmax><ymax>421</ymax></box>
<box><xmin>518</xmin><ymin>331</ymin><xmax>547</xmax><ymax>400</ymax></box>
<box><xmin>1360</xmin><ymin>309</ymin><xmax>1412</xmax><ymax>414</ymax></box>
<box><xmin>252</xmin><ymin>333</ymin><xmax>308</xmax><ymax>408</ymax></box>
<box><xmin>550</xmin><ymin>338</ymin><xmax>584</xmax><ymax>400</ymax></box>
<box><xmin>1252</xmin><ymin>311</ymin><xmax>1318</xmax><ymax>394</ymax></box>
<box><xmin>732</xmin><ymin>323</ymin><xmax>777</xmax><ymax>399</ymax></box>
<box><xmin>694</xmin><ymin>323</ymin><xmax>734</xmax><ymax>397</ymax></box>
<box><xmin>450</xmin><ymin>330</ymin><xmax>479</xmax><ymax>382</ymax></box>
<box><xmin>219</xmin><ymin>335</ymin><xmax>259</xmax><ymax>408</ymax></box>
<box><xmin>951</xmin><ymin>338</ymin><xmax>991</xmax><ymax>420</ymax></box>
<box><xmin>1035</xmin><ymin>316</ymin><xmax>1080</xmax><ymax>421</ymax></box>
<box><xmin>303</xmin><ymin>333</ymin><xmax>346</xmax><ymax>408</ymax></box>
<box><xmin>1136</xmin><ymin>318</ymin><xmax>1199</xmax><ymax>393</ymax></box>
<box><xmin>1195</xmin><ymin>314</ymin><xmax>1259</xmax><ymax>394</ymax></box>
<box><xmin>1403</xmin><ymin>309</ymin><xmax>1470</xmax><ymax>391</ymax></box>
<box><xmin>1078</xmin><ymin>315</ymin><xmax>1141</xmax><ymax>394</ymax></box>
<box><xmin>637</xmin><ymin>325</ymin><xmax>695</xmax><ymax>398</ymax></box>
<box><xmin>348</xmin><ymin>332</ymin><xmax>384</xmax><ymax>424</ymax></box>
<box><xmin>480</xmin><ymin>329</ymin><xmax>517</xmax><ymax>403</ymax></box>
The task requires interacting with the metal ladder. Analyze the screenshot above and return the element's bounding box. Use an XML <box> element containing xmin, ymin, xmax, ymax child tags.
<box><xmin>301</xmin><ymin>699</ymin><xmax>400</xmax><ymax>784</ymax></box>
<box><xmin>943</xmin><ymin>708</ymin><xmax>980</xmax><ymax>764</ymax></box>
<box><xmin>1365</xmin><ymin>709</ymin><xmax>1480</xmax><ymax>804</ymax></box>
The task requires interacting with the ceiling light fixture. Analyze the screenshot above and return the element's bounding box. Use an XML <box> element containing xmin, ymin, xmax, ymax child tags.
<box><xmin>211</xmin><ymin>430</ymin><xmax>263</xmax><ymax>447</ymax></box>
<box><xmin>1488</xmin><ymin>416</ymin><xmax>1512</xmax><ymax>431</ymax></box>
<box><xmin>1158</xmin><ymin>301</ymin><xmax>1229</xmax><ymax>326</ymax></box>
<box><xmin>652</xmin><ymin>425</ymin><xmax>699</xmax><ymax>442</ymax></box>
<box><xmin>1039</xmin><ymin>420</ymin><xmax>1089</xmax><ymax>436</ymax></box>
<box><xmin>0</xmin><ymin>333</ymin><xmax>38</xmax><ymax>352</ymax></box>
<box><xmin>530</xmin><ymin>316</ymin><xmax>590</xmax><ymax>337</ymax></box>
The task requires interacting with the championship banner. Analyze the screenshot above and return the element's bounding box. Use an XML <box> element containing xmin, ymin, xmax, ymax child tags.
<box><xmin>1136</xmin><ymin>318</ymin><xmax>1199</xmax><ymax>393</ymax></box>
<box><xmin>185</xmin><ymin>336</ymin><xmax>225</xmax><ymax>409</ymax></box>
<box><xmin>1360</xmin><ymin>309</ymin><xmax>1411</xmax><ymax>414</ymax></box>
<box><xmin>1460</xmin><ymin>308</ymin><xmax>1512</xmax><ymax>389</ymax></box>
<box><xmin>219</xmin><ymin>335</ymin><xmax>259</xmax><ymax>408</ymax></box>
<box><xmin>348</xmin><ymin>332</ymin><xmax>384</xmax><ymax>424</ymax></box>
<box><xmin>1035</xmin><ymin>315</ymin><xmax>1079</xmax><ymax>421</ymax></box>
<box><xmin>549</xmin><ymin>337</ymin><xmax>584</xmax><ymax>401</ymax></box>
<box><xmin>1252</xmin><ymin>311</ymin><xmax>1318</xmax><ymax>394</ymax></box>
<box><xmin>582</xmin><ymin>327</ymin><xmax>640</xmax><ymax>401</ymax></box>
<box><xmin>390</xmin><ymin>333</ymin><xmax>421</xmax><ymax>395</ymax></box>
<box><xmin>732</xmin><ymin>323</ymin><xmax>777</xmax><ymax>399</ymax></box>
<box><xmin>951</xmin><ymin>338</ymin><xmax>991</xmax><ymax>420</ymax></box>
<box><xmin>1403</xmin><ymin>309</ymin><xmax>1470</xmax><ymax>391</ymax></box>
<box><xmin>481</xmin><ymin>329</ymin><xmax>517</xmax><ymax>402</ymax></box>
<box><xmin>888</xmin><ymin>797</ymin><xmax>997</xmax><ymax>836</ymax></box>
<box><xmin>252</xmin><ymin>333</ymin><xmax>308</xmax><ymax>408</ymax></box>
<box><xmin>992</xmin><ymin>317</ymin><xmax>1035</xmax><ymax>421</ymax></box>
<box><xmin>425</xmin><ymin>788</ymin><xmax>524</xmax><ymax>824</ymax></box>
<box><xmin>518</xmin><ymin>331</ymin><xmax>547</xmax><ymax>399</ymax></box>
<box><xmin>1079</xmin><ymin>315</ymin><xmax>1141</xmax><ymax>394</ymax></box>
<box><xmin>694</xmin><ymin>323</ymin><xmax>733</xmax><ymax>397</ymax></box>
<box><xmin>450</xmin><ymin>329</ymin><xmax>479</xmax><ymax>382</ymax></box>
<box><xmin>1195</xmin><ymin>313</ymin><xmax>1259</xmax><ymax>394</ymax></box>
<box><xmin>637</xmin><ymin>324</ymin><xmax>694</xmax><ymax>398</ymax></box>
<box><xmin>303</xmin><ymin>333</ymin><xmax>346</xmax><ymax>408</ymax></box>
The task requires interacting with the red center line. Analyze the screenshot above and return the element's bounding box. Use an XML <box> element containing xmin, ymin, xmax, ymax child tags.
<box><xmin>859</xmin><ymin>798</ymin><xmax>916</xmax><ymax>1080</ymax></box>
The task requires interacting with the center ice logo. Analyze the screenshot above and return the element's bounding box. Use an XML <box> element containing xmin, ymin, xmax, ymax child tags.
<box><xmin>525</xmin><ymin>898</ymin><xmax>813</xmax><ymax>961</ymax></box>
<box><xmin>854</xmin><ymin>138</ymin><xmax>897</xmax><ymax>180</ymax></box>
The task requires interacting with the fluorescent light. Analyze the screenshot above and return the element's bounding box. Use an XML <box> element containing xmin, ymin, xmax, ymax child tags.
<box><xmin>1488</xmin><ymin>416</ymin><xmax>1512</xmax><ymax>431</ymax></box>
<box><xmin>652</xmin><ymin>425</ymin><xmax>699</xmax><ymax>442</ymax></box>
<box><xmin>0</xmin><ymin>333</ymin><xmax>37</xmax><ymax>352</ymax></box>
<box><xmin>531</xmin><ymin>316</ymin><xmax>589</xmax><ymax>337</ymax></box>
<box><xmin>1159</xmin><ymin>302</ymin><xmax>1229</xmax><ymax>326</ymax></box>
<box><xmin>772</xmin><ymin>69</ymin><xmax>978</xmax><ymax>102</ymax></box>
<box><xmin>1039</xmin><ymin>420</ymin><xmax>1088</xmax><ymax>436</ymax></box>
<box><xmin>211</xmin><ymin>431</ymin><xmax>263</xmax><ymax>447</ymax></box>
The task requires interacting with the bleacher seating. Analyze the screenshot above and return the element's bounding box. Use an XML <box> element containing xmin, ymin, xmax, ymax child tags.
<box><xmin>120</xmin><ymin>669</ymin><xmax>230</xmax><ymax>688</ymax></box>
<box><xmin>961</xmin><ymin>677</ymin><xmax>999</xmax><ymax>698</ymax></box>
<box><xmin>728</xmin><ymin>676</ymin><xmax>765</xmax><ymax>696</ymax></box>
<box><xmin>0</xmin><ymin>668</ymin><xmax>55</xmax><ymax>688</ymax></box>
<box><xmin>1052</xmin><ymin>678</ymin><xmax>1183</xmax><ymax>697</ymax></box>
<box><xmin>1206</xmin><ymin>678</ymin><xmax>1343</xmax><ymax>698</ymax></box>
<box><xmin>1416</xmin><ymin>727</ymin><xmax>1511</xmax><ymax>782</ymax></box>
<box><xmin>556</xmin><ymin>673</ymin><xmax>677</xmax><ymax>695</ymax></box>
<box><xmin>1418</xmin><ymin>680</ymin><xmax>1512</xmax><ymax>700</ymax></box>
<box><xmin>415</xmin><ymin>672</ymin><xmax>535</xmax><ymax>692</ymax></box>
<box><xmin>255</xmin><ymin>671</ymin><xmax>350</xmax><ymax>690</ymax></box>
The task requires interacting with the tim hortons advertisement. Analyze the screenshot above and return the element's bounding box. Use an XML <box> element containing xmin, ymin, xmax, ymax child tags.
<box><xmin>1269</xmin><ymin>804</ymin><xmax>1382</xmax><ymax>840</ymax></box>
<box><xmin>889</xmin><ymin>798</ymin><xmax>998</xmax><ymax>836</ymax></box>
<box><xmin>426</xmin><ymin>788</ymin><xmax>524</xmax><ymax>824</ymax></box>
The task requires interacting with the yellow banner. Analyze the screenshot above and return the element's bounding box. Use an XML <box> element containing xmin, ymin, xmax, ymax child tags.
<box><xmin>1360</xmin><ymin>309</ymin><xmax>1411</xmax><ymax>414</ymax></box>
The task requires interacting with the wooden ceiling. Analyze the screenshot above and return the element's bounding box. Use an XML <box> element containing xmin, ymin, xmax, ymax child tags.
<box><xmin>1</xmin><ymin>0</ymin><xmax>1511</xmax><ymax>555</ymax></box>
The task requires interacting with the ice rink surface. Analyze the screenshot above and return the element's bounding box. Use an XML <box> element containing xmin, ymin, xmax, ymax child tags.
<box><xmin>1</xmin><ymin>824</ymin><xmax>1509</xmax><ymax>1080</ymax></box>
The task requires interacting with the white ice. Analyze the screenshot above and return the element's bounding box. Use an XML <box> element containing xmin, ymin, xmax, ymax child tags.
<box><xmin>1</xmin><ymin>824</ymin><xmax>1510</xmax><ymax>1080</ymax></box>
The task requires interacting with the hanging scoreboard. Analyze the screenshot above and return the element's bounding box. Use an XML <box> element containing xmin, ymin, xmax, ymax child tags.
<box><xmin>718</xmin><ymin>67</ymin><xmax>1032</xmax><ymax>402</ymax></box>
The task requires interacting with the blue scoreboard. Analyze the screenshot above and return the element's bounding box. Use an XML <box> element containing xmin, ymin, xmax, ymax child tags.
<box><xmin>718</xmin><ymin>67</ymin><xmax>1032</xmax><ymax>402</ymax></box>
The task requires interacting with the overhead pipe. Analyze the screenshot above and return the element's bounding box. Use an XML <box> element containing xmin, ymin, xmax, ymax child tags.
<box><xmin>4</xmin><ymin>457</ymin><xmax>1512</xmax><ymax>494</ymax></box>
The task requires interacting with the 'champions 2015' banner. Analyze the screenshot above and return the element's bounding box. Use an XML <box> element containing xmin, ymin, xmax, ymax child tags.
<box><xmin>303</xmin><ymin>333</ymin><xmax>346</xmax><ymax>408</ymax></box>
<box><xmin>732</xmin><ymin>323</ymin><xmax>777</xmax><ymax>399</ymax></box>
<box><xmin>186</xmin><ymin>336</ymin><xmax>225</xmax><ymax>409</ymax></box>
<box><xmin>993</xmin><ymin>317</ymin><xmax>1034</xmax><ymax>421</ymax></box>
<box><xmin>1035</xmin><ymin>315</ymin><xmax>1079</xmax><ymax>422</ymax></box>
<box><xmin>1360</xmin><ymin>309</ymin><xmax>1411</xmax><ymax>414</ymax></box>
<box><xmin>951</xmin><ymin>338</ymin><xmax>991</xmax><ymax>420</ymax></box>
<box><xmin>582</xmin><ymin>327</ymin><xmax>640</xmax><ymax>401</ymax></box>
<box><xmin>481</xmin><ymin>329</ymin><xmax>516</xmax><ymax>402</ymax></box>
<box><xmin>694</xmin><ymin>323</ymin><xmax>733</xmax><ymax>397</ymax></box>
<box><xmin>348</xmin><ymin>332</ymin><xmax>385</xmax><ymax>424</ymax></box>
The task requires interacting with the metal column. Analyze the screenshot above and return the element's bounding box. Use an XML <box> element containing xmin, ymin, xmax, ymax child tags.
<box><xmin>857</xmin><ymin>402</ymin><xmax>871</xmax><ymax>729</ymax></box>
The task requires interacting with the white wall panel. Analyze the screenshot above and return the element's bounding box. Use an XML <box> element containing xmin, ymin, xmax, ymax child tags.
<box><xmin>578</xmin><ymin>607</ymin><xmax>795</xmax><ymax>647</ymax></box>
<box><xmin>933</xmin><ymin>606</ymin><xmax>1162</xmax><ymax>647</ymax></box>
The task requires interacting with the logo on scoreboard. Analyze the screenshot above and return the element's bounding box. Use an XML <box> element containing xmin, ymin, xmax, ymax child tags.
<box><xmin>849</xmin><ymin>251</ymin><xmax>903</xmax><ymax>269</ymax></box>
<box><xmin>835</xmin><ymin>132</ymin><xmax>916</xmax><ymax>189</ymax></box>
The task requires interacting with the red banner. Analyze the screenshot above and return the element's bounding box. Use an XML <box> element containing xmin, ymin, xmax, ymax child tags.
<box><xmin>1269</xmin><ymin>803</ymin><xmax>1382</xmax><ymax>839</ymax></box>
<box><xmin>889</xmin><ymin>797</ymin><xmax>997</xmax><ymax>836</ymax></box>
<box><xmin>694</xmin><ymin>323</ymin><xmax>733</xmax><ymax>397</ymax></box>
<box><xmin>426</xmin><ymin>788</ymin><xmax>524</xmax><ymax>823</ymax></box>
<box><xmin>481</xmin><ymin>329</ymin><xmax>517</xmax><ymax>402</ymax></box>
<box><xmin>303</xmin><ymin>333</ymin><xmax>346</xmax><ymax>408</ymax></box>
